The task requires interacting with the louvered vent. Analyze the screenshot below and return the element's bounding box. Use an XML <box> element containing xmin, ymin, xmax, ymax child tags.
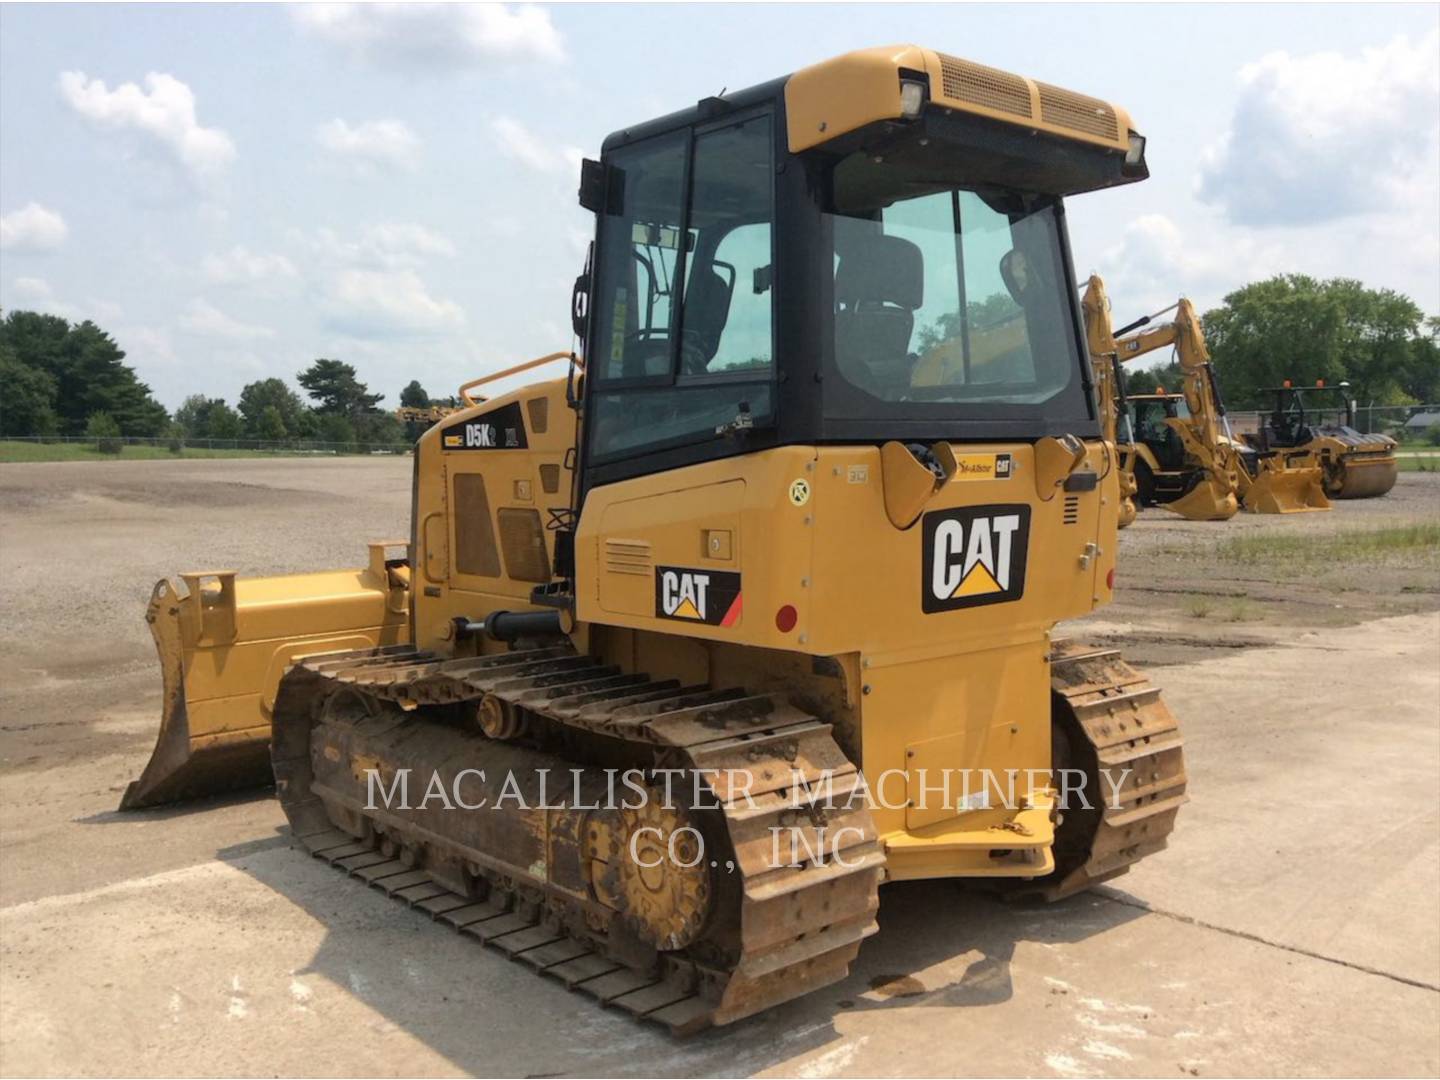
<box><xmin>937</xmin><ymin>54</ymin><xmax>1033</xmax><ymax>119</ymax></box>
<box><xmin>1037</xmin><ymin>82</ymin><xmax>1119</xmax><ymax>141</ymax></box>
<box><xmin>604</xmin><ymin>538</ymin><xmax>652</xmax><ymax>576</ymax></box>
<box><xmin>1063</xmin><ymin>496</ymin><xmax>1081</xmax><ymax>525</ymax></box>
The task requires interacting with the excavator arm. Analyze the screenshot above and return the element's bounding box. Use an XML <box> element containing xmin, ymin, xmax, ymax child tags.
<box><xmin>1083</xmin><ymin>275</ymin><xmax>1328</xmax><ymax>520</ymax></box>
<box><xmin>1082</xmin><ymin>277</ymin><xmax>1237</xmax><ymax>520</ymax></box>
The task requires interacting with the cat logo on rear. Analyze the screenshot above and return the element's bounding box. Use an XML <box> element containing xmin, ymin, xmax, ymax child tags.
<box><xmin>921</xmin><ymin>504</ymin><xmax>1031</xmax><ymax>613</ymax></box>
<box><xmin>654</xmin><ymin>566</ymin><xmax>743</xmax><ymax>627</ymax></box>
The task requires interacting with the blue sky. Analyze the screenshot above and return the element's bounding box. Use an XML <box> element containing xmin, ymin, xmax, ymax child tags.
<box><xmin>1</xmin><ymin>3</ymin><xmax>1436</xmax><ymax>410</ymax></box>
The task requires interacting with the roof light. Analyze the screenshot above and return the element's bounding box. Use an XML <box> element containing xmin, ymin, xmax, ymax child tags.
<box><xmin>899</xmin><ymin>79</ymin><xmax>926</xmax><ymax>119</ymax></box>
<box><xmin>1125</xmin><ymin>132</ymin><xmax>1146</xmax><ymax>166</ymax></box>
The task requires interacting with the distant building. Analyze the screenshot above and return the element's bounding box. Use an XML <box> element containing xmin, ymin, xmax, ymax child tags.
<box><xmin>1404</xmin><ymin>411</ymin><xmax>1440</xmax><ymax>432</ymax></box>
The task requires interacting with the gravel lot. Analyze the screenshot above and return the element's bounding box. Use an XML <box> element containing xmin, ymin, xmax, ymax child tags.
<box><xmin>1</xmin><ymin>458</ymin><xmax>1437</xmax><ymax>1077</ymax></box>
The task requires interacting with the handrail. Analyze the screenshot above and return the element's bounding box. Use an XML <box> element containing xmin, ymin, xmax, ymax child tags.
<box><xmin>458</xmin><ymin>352</ymin><xmax>581</xmax><ymax>407</ymax></box>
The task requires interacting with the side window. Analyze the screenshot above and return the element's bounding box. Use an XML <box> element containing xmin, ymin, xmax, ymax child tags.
<box><xmin>589</xmin><ymin>114</ymin><xmax>775</xmax><ymax>463</ymax></box>
<box><xmin>592</xmin><ymin>134</ymin><xmax>688</xmax><ymax>382</ymax></box>
<box><xmin>700</xmin><ymin>222</ymin><xmax>773</xmax><ymax>373</ymax></box>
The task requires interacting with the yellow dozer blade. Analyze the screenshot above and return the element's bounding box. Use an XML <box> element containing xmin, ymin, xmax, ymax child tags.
<box><xmin>1241</xmin><ymin>457</ymin><xmax>1332</xmax><ymax>514</ymax></box>
<box><xmin>120</xmin><ymin>542</ymin><xmax>411</xmax><ymax>810</ymax></box>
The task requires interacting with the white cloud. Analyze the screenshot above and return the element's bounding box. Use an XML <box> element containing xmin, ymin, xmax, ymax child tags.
<box><xmin>1090</xmin><ymin>213</ymin><xmax>1283</xmax><ymax>321</ymax></box>
<box><xmin>295</xmin><ymin>3</ymin><xmax>564</xmax><ymax>70</ymax></box>
<box><xmin>316</xmin><ymin>118</ymin><xmax>420</xmax><ymax>171</ymax></box>
<box><xmin>0</xmin><ymin>203</ymin><xmax>69</xmax><ymax>252</ymax></box>
<box><xmin>297</xmin><ymin>222</ymin><xmax>457</xmax><ymax>269</ymax></box>
<box><xmin>13</xmin><ymin>276</ymin><xmax>57</xmax><ymax>303</ymax></box>
<box><xmin>322</xmin><ymin>268</ymin><xmax>465</xmax><ymax>336</ymax></box>
<box><xmin>202</xmin><ymin>245</ymin><xmax>299</xmax><ymax>284</ymax></box>
<box><xmin>491</xmin><ymin>115</ymin><xmax>583</xmax><ymax>175</ymax></box>
<box><xmin>1197</xmin><ymin>31</ymin><xmax>1440</xmax><ymax>226</ymax></box>
<box><xmin>58</xmin><ymin>71</ymin><xmax>236</xmax><ymax>179</ymax></box>
<box><xmin>178</xmin><ymin>299</ymin><xmax>275</xmax><ymax>340</ymax></box>
<box><xmin>3</xmin><ymin>277</ymin><xmax>122</xmax><ymax>323</ymax></box>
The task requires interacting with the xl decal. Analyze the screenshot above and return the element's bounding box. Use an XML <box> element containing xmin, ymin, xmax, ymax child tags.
<box><xmin>921</xmin><ymin>504</ymin><xmax>1031</xmax><ymax>613</ymax></box>
<box><xmin>654</xmin><ymin>566</ymin><xmax>742</xmax><ymax>627</ymax></box>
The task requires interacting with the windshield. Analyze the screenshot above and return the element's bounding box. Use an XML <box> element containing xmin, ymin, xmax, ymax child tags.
<box><xmin>821</xmin><ymin>154</ymin><xmax>1091</xmax><ymax>427</ymax></box>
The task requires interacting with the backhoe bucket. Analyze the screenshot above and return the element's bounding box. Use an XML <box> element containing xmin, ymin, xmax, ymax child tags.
<box><xmin>1165</xmin><ymin>476</ymin><xmax>1238</xmax><ymax>521</ymax></box>
<box><xmin>120</xmin><ymin>543</ymin><xmax>410</xmax><ymax>810</ymax></box>
<box><xmin>1242</xmin><ymin>464</ymin><xmax>1332</xmax><ymax>514</ymax></box>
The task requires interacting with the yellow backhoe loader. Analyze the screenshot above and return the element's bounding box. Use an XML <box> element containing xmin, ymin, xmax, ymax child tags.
<box><xmin>122</xmin><ymin>46</ymin><xmax>1187</xmax><ymax>1032</ymax></box>
<box><xmin>1081</xmin><ymin>279</ymin><xmax>1138</xmax><ymax>527</ymax></box>
<box><xmin>1082</xmin><ymin>276</ymin><xmax>1330</xmax><ymax>519</ymax></box>
<box><xmin>1243</xmin><ymin>381</ymin><xmax>1398</xmax><ymax>499</ymax></box>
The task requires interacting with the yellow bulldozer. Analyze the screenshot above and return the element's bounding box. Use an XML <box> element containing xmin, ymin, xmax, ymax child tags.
<box><xmin>1242</xmin><ymin>380</ymin><xmax>1398</xmax><ymax>499</ymax></box>
<box><xmin>121</xmin><ymin>46</ymin><xmax>1187</xmax><ymax>1033</ymax></box>
<box><xmin>1082</xmin><ymin>276</ymin><xmax>1330</xmax><ymax>520</ymax></box>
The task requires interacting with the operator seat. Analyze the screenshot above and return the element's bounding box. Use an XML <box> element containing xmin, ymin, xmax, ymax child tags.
<box><xmin>680</xmin><ymin>267</ymin><xmax>734</xmax><ymax>372</ymax></box>
<box><xmin>834</xmin><ymin>230</ymin><xmax>924</xmax><ymax>396</ymax></box>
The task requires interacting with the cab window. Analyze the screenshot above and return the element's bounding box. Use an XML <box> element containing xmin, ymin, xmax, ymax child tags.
<box><xmin>588</xmin><ymin>114</ymin><xmax>774</xmax><ymax>463</ymax></box>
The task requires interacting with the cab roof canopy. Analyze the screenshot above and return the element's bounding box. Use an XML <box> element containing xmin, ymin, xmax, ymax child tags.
<box><xmin>601</xmin><ymin>45</ymin><xmax>1146</xmax><ymax>197</ymax></box>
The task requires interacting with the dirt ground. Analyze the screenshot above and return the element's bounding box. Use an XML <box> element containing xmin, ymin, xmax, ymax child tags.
<box><xmin>1</xmin><ymin>458</ymin><xmax>1437</xmax><ymax>1078</ymax></box>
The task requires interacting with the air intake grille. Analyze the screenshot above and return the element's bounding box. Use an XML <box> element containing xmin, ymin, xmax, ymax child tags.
<box><xmin>937</xmin><ymin>54</ymin><xmax>1033</xmax><ymax>119</ymax></box>
<box><xmin>453</xmin><ymin>474</ymin><xmax>500</xmax><ymax>577</ymax></box>
<box><xmin>1037</xmin><ymin>82</ymin><xmax>1119</xmax><ymax>140</ymax></box>
<box><xmin>497</xmin><ymin>507</ymin><xmax>551</xmax><ymax>583</ymax></box>
<box><xmin>604</xmin><ymin>538</ymin><xmax>652</xmax><ymax>576</ymax></box>
<box><xmin>1063</xmin><ymin>496</ymin><xmax>1081</xmax><ymax>525</ymax></box>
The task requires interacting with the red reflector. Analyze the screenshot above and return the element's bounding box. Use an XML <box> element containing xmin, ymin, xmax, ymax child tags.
<box><xmin>775</xmin><ymin>605</ymin><xmax>798</xmax><ymax>633</ymax></box>
<box><xmin>1106</xmin><ymin>568</ymin><xmax>1116</xmax><ymax>591</ymax></box>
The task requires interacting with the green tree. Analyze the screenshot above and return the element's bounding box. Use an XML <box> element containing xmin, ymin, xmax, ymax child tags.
<box><xmin>256</xmin><ymin>404</ymin><xmax>288</xmax><ymax>441</ymax></box>
<box><xmin>85</xmin><ymin>411</ymin><xmax>123</xmax><ymax>453</ymax></box>
<box><xmin>204</xmin><ymin>401</ymin><xmax>243</xmax><ymax>440</ymax></box>
<box><xmin>238</xmin><ymin>377</ymin><xmax>311</xmax><ymax>438</ymax></box>
<box><xmin>1204</xmin><ymin>275</ymin><xmax>1438</xmax><ymax>409</ymax></box>
<box><xmin>0</xmin><ymin>345</ymin><xmax>59</xmax><ymax>436</ymax></box>
<box><xmin>317</xmin><ymin>413</ymin><xmax>355</xmax><ymax>446</ymax></box>
<box><xmin>173</xmin><ymin>394</ymin><xmax>215</xmax><ymax>437</ymax></box>
<box><xmin>298</xmin><ymin>359</ymin><xmax>383</xmax><ymax>416</ymax></box>
<box><xmin>0</xmin><ymin>311</ymin><xmax>168</xmax><ymax>435</ymax></box>
<box><xmin>354</xmin><ymin>410</ymin><xmax>405</xmax><ymax>446</ymax></box>
<box><xmin>399</xmin><ymin>379</ymin><xmax>430</xmax><ymax>408</ymax></box>
<box><xmin>173</xmin><ymin>395</ymin><xmax>243</xmax><ymax>440</ymax></box>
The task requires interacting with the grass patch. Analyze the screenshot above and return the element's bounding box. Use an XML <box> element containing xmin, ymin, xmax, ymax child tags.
<box><xmin>1184</xmin><ymin>596</ymin><xmax>1214</xmax><ymax>619</ymax></box>
<box><xmin>1217</xmin><ymin>524</ymin><xmax>1440</xmax><ymax>565</ymax></box>
<box><xmin>0</xmin><ymin>440</ymin><xmax>297</xmax><ymax>462</ymax></box>
<box><xmin>1223</xmin><ymin>598</ymin><xmax>1257</xmax><ymax>622</ymax></box>
<box><xmin>0</xmin><ymin>441</ymin><xmax>407</xmax><ymax>463</ymax></box>
<box><xmin>1397</xmin><ymin>455</ymin><xmax>1438</xmax><ymax>473</ymax></box>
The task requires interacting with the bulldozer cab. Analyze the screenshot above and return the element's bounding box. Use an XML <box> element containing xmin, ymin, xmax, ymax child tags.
<box><xmin>577</xmin><ymin>53</ymin><xmax>1147</xmax><ymax>494</ymax></box>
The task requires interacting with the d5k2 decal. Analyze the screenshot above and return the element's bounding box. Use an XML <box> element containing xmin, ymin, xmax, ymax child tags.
<box><xmin>655</xmin><ymin>566</ymin><xmax>743</xmax><ymax>627</ymax></box>
<box><xmin>440</xmin><ymin>401</ymin><xmax>528</xmax><ymax>451</ymax></box>
<box><xmin>921</xmin><ymin>504</ymin><xmax>1031</xmax><ymax>613</ymax></box>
